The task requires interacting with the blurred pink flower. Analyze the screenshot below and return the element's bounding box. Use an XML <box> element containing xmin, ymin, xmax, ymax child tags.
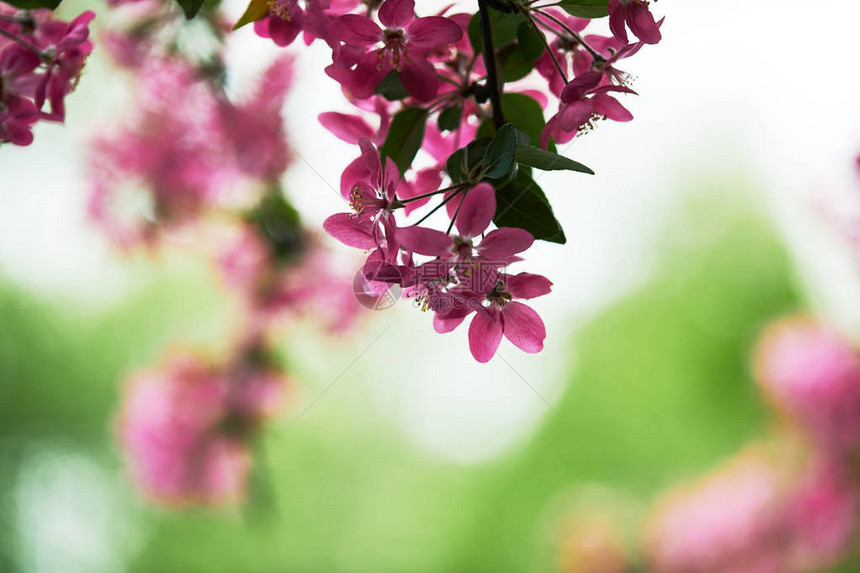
<box><xmin>647</xmin><ymin>446</ymin><xmax>860</xmax><ymax>573</ymax></box>
<box><xmin>754</xmin><ymin>316</ymin><xmax>860</xmax><ymax>453</ymax></box>
<box><xmin>117</xmin><ymin>353</ymin><xmax>285</xmax><ymax>507</ymax></box>
<box><xmin>646</xmin><ymin>448</ymin><xmax>791</xmax><ymax>573</ymax></box>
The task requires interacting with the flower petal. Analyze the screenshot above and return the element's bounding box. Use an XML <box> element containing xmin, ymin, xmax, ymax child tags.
<box><xmin>407</xmin><ymin>16</ymin><xmax>463</xmax><ymax>48</ymax></box>
<box><xmin>478</xmin><ymin>227</ymin><xmax>534</xmax><ymax>261</ymax></box>
<box><xmin>502</xmin><ymin>301</ymin><xmax>545</xmax><ymax>354</ymax></box>
<box><xmin>397</xmin><ymin>225</ymin><xmax>451</xmax><ymax>256</ymax></box>
<box><xmin>358</xmin><ymin>137</ymin><xmax>383</xmax><ymax>185</ymax></box>
<box><xmin>399</xmin><ymin>57</ymin><xmax>439</xmax><ymax>102</ymax></box>
<box><xmin>468</xmin><ymin>308</ymin><xmax>503</xmax><ymax>363</ymax></box>
<box><xmin>592</xmin><ymin>94</ymin><xmax>633</xmax><ymax>122</ymax></box>
<box><xmin>627</xmin><ymin>2</ymin><xmax>662</xmax><ymax>44</ymax></box>
<box><xmin>378</xmin><ymin>0</ymin><xmax>414</xmax><ymax>29</ymax></box>
<box><xmin>505</xmin><ymin>273</ymin><xmax>552</xmax><ymax>299</ymax></box>
<box><xmin>456</xmin><ymin>183</ymin><xmax>496</xmax><ymax>239</ymax></box>
<box><xmin>319</xmin><ymin>112</ymin><xmax>375</xmax><ymax>143</ymax></box>
<box><xmin>331</xmin><ymin>15</ymin><xmax>383</xmax><ymax>46</ymax></box>
<box><xmin>323</xmin><ymin>213</ymin><xmax>376</xmax><ymax>249</ymax></box>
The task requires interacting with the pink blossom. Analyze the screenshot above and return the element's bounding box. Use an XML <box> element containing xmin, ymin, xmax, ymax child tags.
<box><xmin>0</xmin><ymin>45</ymin><xmax>41</xmax><ymax>145</ymax></box>
<box><xmin>463</xmin><ymin>272</ymin><xmax>552</xmax><ymax>363</ymax></box>
<box><xmin>542</xmin><ymin>70</ymin><xmax>635</xmax><ymax>148</ymax></box>
<box><xmin>323</xmin><ymin>137</ymin><xmax>400</xmax><ymax>252</ymax></box>
<box><xmin>328</xmin><ymin>0</ymin><xmax>462</xmax><ymax>101</ymax></box>
<box><xmin>32</xmin><ymin>10</ymin><xmax>96</xmax><ymax>122</ymax></box>
<box><xmin>116</xmin><ymin>353</ymin><xmax>285</xmax><ymax>507</ymax></box>
<box><xmin>397</xmin><ymin>183</ymin><xmax>534</xmax><ymax>268</ymax></box>
<box><xmin>754</xmin><ymin>316</ymin><xmax>860</xmax><ymax>453</ymax></box>
<box><xmin>646</xmin><ymin>448</ymin><xmax>791</xmax><ymax>573</ymax></box>
<box><xmin>608</xmin><ymin>0</ymin><xmax>662</xmax><ymax>46</ymax></box>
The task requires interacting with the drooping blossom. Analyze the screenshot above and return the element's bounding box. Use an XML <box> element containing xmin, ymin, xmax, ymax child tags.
<box><xmin>608</xmin><ymin>0</ymin><xmax>662</xmax><ymax>45</ymax></box>
<box><xmin>323</xmin><ymin>137</ymin><xmax>400</xmax><ymax>253</ymax></box>
<box><xmin>754</xmin><ymin>315</ymin><xmax>860</xmax><ymax>454</ymax></box>
<box><xmin>328</xmin><ymin>0</ymin><xmax>462</xmax><ymax>101</ymax></box>
<box><xmin>0</xmin><ymin>5</ymin><xmax>94</xmax><ymax>145</ymax></box>
<box><xmin>116</xmin><ymin>351</ymin><xmax>286</xmax><ymax>507</ymax></box>
<box><xmin>542</xmin><ymin>70</ymin><xmax>635</xmax><ymax>148</ymax></box>
<box><xmin>0</xmin><ymin>45</ymin><xmax>41</xmax><ymax>145</ymax></box>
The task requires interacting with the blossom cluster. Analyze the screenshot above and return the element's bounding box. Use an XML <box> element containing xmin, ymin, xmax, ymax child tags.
<box><xmin>556</xmin><ymin>314</ymin><xmax>860</xmax><ymax>573</ymax></box>
<box><xmin>241</xmin><ymin>0</ymin><xmax>663</xmax><ymax>362</ymax></box>
<box><xmin>92</xmin><ymin>0</ymin><xmax>360</xmax><ymax>506</ymax></box>
<box><xmin>117</xmin><ymin>347</ymin><xmax>286</xmax><ymax>507</ymax></box>
<box><xmin>0</xmin><ymin>2</ymin><xmax>93</xmax><ymax>145</ymax></box>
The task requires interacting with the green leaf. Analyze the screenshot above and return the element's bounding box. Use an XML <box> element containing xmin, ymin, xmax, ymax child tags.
<box><xmin>446</xmin><ymin>138</ymin><xmax>490</xmax><ymax>184</ymax></box>
<box><xmin>177</xmin><ymin>0</ymin><xmax>205</xmax><ymax>19</ymax></box>
<box><xmin>517</xmin><ymin>22</ymin><xmax>545</xmax><ymax>61</ymax></box>
<box><xmin>494</xmin><ymin>170</ymin><xmax>566</xmax><ymax>244</ymax></box>
<box><xmin>514</xmin><ymin>145</ymin><xmax>594</xmax><ymax>174</ymax></box>
<box><xmin>482</xmin><ymin>124</ymin><xmax>517</xmax><ymax>179</ymax></box>
<box><xmin>246</xmin><ymin>188</ymin><xmax>304</xmax><ymax>263</ymax></box>
<box><xmin>476</xmin><ymin>118</ymin><xmax>495</xmax><ymax>141</ymax></box>
<box><xmin>4</xmin><ymin>0</ymin><xmax>60</xmax><ymax>8</ymax></box>
<box><xmin>500</xmin><ymin>93</ymin><xmax>554</xmax><ymax>151</ymax></box>
<box><xmin>233</xmin><ymin>0</ymin><xmax>269</xmax><ymax>30</ymax></box>
<box><xmin>437</xmin><ymin>106</ymin><xmax>463</xmax><ymax>132</ymax></box>
<box><xmin>559</xmin><ymin>0</ymin><xmax>610</xmax><ymax>19</ymax></box>
<box><xmin>375</xmin><ymin>71</ymin><xmax>409</xmax><ymax>101</ymax></box>
<box><xmin>467</xmin><ymin>10</ymin><xmax>524</xmax><ymax>53</ymax></box>
<box><xmin>380</xmin><ymin>107</ymin><xmax>428</xmax><ymax>176</ymax></box>
<box><xmin>498</xmin><ymin>44</ymin><xmax>534</xmax><ymax>83</ymax></box>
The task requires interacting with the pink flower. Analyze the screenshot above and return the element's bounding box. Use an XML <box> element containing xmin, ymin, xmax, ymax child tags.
<box><xmin>463</xmin><ymin>272</ymin><xmax>552</xmax><ymax>363</ymax></box>
<box><xmin>397</xmin><ymin>183</ymin><xmax>534</xmax><ymax>269</ymax></box>
<box><xmin>33</xmin><ymin>10</ymin><xmax>96</xmax><ymax>122</ymax></box>
<box><xmin>116</xmin><ymin>352</ymin><xmax>285</xmax><ymax>507</ymax></box>
<box><xmin>329</xmin><ymin>0</ymin><xmax>462</xmax><ymax>101</ymax></box>
<box><xmin>784</xmin><ymin>462</ymin><xmax>859</xmax><ymax>570</ymax></box>
<box><xmin>253</xmin><ymin>0</ymin><xmax>355</xmax><ymax>47</ymax></box>
<box><xmin>646</xmin><ymin>447</ymin><xmax>791</xmax><ymax>573</ymax></box>
<box><xmin>754</xmin><ymin>316</ymin><xmax>860</xmax><ymax>453</ymax></box>
<box><xmin>542</xmin><ymin>70</ymin><xmax>635</xmax><ymax>148</ymax></box>
<box><xmin>608</xmin><ymin>0</ymin><xmax>662</xmax><ymax>45</ymax></box>
<box><xmin>0</xmin><ymin>45</ymin><xmax>41</xmax><ymax>145</ymax></box>
<box><xmin>323</xmin><ymin>137</ymin><xmax>400</xmax><ymax>252</ymax></box>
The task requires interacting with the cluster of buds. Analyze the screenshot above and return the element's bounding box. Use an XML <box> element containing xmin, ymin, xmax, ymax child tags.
<box><xmin>0</xmin><ymin>2</ymin><xmax>94</xmax><ymax>145</ymax></box>
<box><xmin>240</xmin><ymin>0</ymin><xmax>663</xmax><ymax>361</ymax></box>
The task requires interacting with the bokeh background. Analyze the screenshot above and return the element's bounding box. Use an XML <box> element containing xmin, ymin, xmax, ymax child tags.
<box><xmin>2</xmin><ymin>0</ymin><xmax>860</xmax><ymax>571</ymax></box>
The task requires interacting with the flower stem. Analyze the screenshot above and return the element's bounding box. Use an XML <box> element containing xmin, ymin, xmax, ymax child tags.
<box><xmin>400</xmin><ymin>184</ymin><xmax>464</xmax><ymax>204</ymax></box>
<box><xmin>414</xmin><ymin>188</ymin><xmax>464</xmax><ymax>227</ymax></box>
<box><xmin>0</xmin><ymin>27</ymin><xmax>48</xmax><ymax>59</ymax></box>
<box><xmin>533</xmin><ymin>9</ymin><xmax>606</xmax><ymax>63</ymax></box>
<box><xmin>477</xmin><ymin>0</ymin><xmax>506</xmax><ymax>129</ymax></box>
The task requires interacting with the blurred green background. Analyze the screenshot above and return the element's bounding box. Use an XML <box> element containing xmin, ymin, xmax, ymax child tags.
<box><xmin>0</xmin><ymin>187</ymin><xmax>809</xmax><ymax>572</ymax></box>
